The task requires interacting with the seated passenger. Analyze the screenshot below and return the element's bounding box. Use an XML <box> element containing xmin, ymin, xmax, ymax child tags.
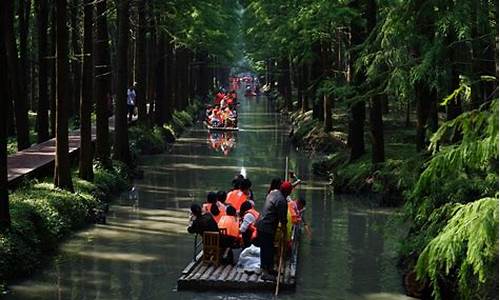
<box><xmin>187</xmin><ymin>204</ymin><xmax>219</xmax><ymax>235</ymax></box>
<box><xmin>205</xmin><ymin>104</ymin><xmax>213</xmax><ymax>122</ymax></box>
<box><xmin>214</xmin><ymin>91</ymin><xmax>225</xmax><ymax>105</ymax></box>
<box><xmin>226</xmin><ymin>178</ymin><xmax>252</xmax><ymax>211</ymax></box>
<box><xmin>218</xmin><ymin>205</ymin><xmax>241</xmax><ymax>248</ymax></box>
<box><xmin>239</xmin><ymin>201</ymin><xmax>260</xmax><ymax>248</ymax></box>
<box><xmin>202</xmin><ymin>192</ymin><xmax>226</xmax><ymax>223</ymax></box>
<box><xmin>216</xmin><ymin>190</ymin><xmax>227</xmax><ymax>206</ymax></box>
<box><xmin>209</xmin><ymin>107</ymin><xmax>223</xmax><ymax>127</ymax></box>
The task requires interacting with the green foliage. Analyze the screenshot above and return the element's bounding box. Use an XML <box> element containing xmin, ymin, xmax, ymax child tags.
<box><xmin>408</xmin><ymin>100</ymin><xmax>498</xmax><ymax>223</ymax></box>
<box><xmin>129</xmin><ymin>125</ymin><xmax>167</xmax><ymax>155</ymax></box>
<box><xmin>403</xmin><ymin>99</ymin><xmax>499</xmax><ymax>298</ymax></box>
<box><xmin>0</xmin><ymin>161</ymin><xmax>129</xmax><ymax>282</ymax></box>
<box><xmin>416</xmin><ymin>198</ymin><xmax>498</xmax><ymax>299</ymax></box>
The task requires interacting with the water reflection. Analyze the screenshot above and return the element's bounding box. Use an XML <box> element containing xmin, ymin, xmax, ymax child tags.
<box><xmin>208</xmin><ymin>131</ymin><xmax>236</xmax><ymax>156</ymax></box>
<box><xmin>4</xmin><ymin>95</ymin><xmax>414</xmax><ymax>300</ymax></box>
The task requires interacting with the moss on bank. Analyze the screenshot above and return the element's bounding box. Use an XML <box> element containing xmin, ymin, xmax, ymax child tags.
<box><xmin>287</xmin><ymin>104</ymin><xmax>422</xmax><ymax>205</ymax></box>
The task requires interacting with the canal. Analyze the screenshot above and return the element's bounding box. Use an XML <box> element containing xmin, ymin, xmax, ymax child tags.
<box><xmin>5</xmin><ymin>95</ymin><xmax>414</xmax><ymax>300</ymax></box>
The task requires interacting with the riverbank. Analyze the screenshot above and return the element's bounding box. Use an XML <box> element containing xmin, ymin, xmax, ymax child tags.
<box><xmin>0</xmin><ymin>100</ymin><xmax>203</xmax><ymax>290</ymax></box>
<box><xmin>275</xmin><ymin>91</ymin><xmax>498</xmax><ymax>299</ymax></box>
<box><xmin>284</xmin><ymin>99</ymin><xmax>422</xmax><ymax>206</ymax></box>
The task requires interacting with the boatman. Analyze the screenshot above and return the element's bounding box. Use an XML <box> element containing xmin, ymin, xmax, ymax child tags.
<box><xmin>256</xmin><ymin>181</ymin><xmax>292</xmax><ymax>281</ymax></box>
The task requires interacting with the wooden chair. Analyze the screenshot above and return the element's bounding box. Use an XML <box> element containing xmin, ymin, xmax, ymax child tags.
<box><xmin>202</xmin><ymin>229</ymin><xmax>227</xmax><ymax>266</ymax></box>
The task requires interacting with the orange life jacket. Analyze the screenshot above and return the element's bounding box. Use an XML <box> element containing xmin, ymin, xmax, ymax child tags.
<box><xmin>203</xmin><ymin>202</ymin><xmax>226</xmax><ymax>223</ymax></box>
<box><xmin>226</xmin><ymin>190</ymin><xmax>247</xmax><ymax>211</ymax></box>
<box><xmin>288</xmin><ymin>201</ymin><xmax>301</xmax><ymax>225</ymax></box>
<box><xmin>218</xmin><ymin>215</ymin><xmax>240</xmax><ymax>239</ymax></box>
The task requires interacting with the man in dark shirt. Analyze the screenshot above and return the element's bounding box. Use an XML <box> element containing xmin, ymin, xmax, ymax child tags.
<box><xmin>187</xmin><ymin>204</ymin><xmax>219</xmax><ymax>234</ymax></box>
<box><xmin>256</xmin><ymin>181</ymin><xmax>292</xmax><ymax>281</ymax></box>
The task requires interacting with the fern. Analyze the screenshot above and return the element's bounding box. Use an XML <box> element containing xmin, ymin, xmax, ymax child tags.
<box><xmin>416</xmin><ymin>197</ymin><xmax>499</xmax><ymax>299</ymax></box>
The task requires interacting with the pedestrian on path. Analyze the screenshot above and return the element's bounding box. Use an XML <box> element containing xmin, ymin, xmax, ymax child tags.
<box><xmin>127</xmin><ymin>82</ymin><xmax>137</xmax><ymax>121</ymax></box>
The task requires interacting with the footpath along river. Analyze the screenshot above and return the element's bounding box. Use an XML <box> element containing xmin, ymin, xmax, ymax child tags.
<box><xmin>5</xmin><ymin>95</ymin><xmax>415</xmax><ymax>300</ymax></box>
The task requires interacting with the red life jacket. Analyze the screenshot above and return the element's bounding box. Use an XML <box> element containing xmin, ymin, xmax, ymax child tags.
<box><xmin>288</xmin><ymin>201</ymin><xmax>301</xmax><ymax>224</ymax></box>
<box><xmin>218</xmin><ymin>215</ymin><xmax>240</xmax><ymax>239</ymax></box>
<box><xmin>226</xmin><ymin>190</ymin><xmax>247</xmax><ymax>211</ymax></box>
<box><xmin>203</xmin><ymin>202</ymin><xmax>226</xmax><ymax>223</ymax></box>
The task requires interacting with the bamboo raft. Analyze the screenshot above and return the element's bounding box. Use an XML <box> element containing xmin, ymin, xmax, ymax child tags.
<box><xmin>207</xmin><ymin>125</ymin><xmax>239</xmax><ymax>131</ymax></box>
<box><xmin>177</xmin><ymin>227</ymin><xmax>300</xmax><ymax>291</ymax></box>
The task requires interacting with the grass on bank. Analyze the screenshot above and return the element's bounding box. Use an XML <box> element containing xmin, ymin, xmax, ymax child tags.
<box><xmin>0</xmin><ymin>161</ymin><xmax>128</xmax><ymax>282</ymax></box>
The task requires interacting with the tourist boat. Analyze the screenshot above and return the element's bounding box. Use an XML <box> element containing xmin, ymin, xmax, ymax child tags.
<box><xmin>177</xmin><ymin>225</ymin><xmax>300</xmax><ymax>292</ymax></box>
<box><xmin>204</xmin><ymin>121</ymin><xmax>239</xmax><ymax>131</ymax></box>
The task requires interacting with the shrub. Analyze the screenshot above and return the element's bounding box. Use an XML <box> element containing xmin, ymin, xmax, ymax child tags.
<box><xmin>0</xmin><ymin>160</ymin><xmax>129</xmax><ymax>283</ymax></box>
<box><xmin>129</xmin><ymin>125</ymin><xmax>166</xmax><ymax>155</ymax></box>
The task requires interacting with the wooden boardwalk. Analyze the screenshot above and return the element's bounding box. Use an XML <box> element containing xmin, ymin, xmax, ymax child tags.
<box><xmin>7</xmin><ymin>116</ymin><xmax>135</xmax><ymax>186</ymax></box>
<box><xmin>177</xmin><ymin>228</ymin><xmax>300</xmax><ymax>292</ymax></box>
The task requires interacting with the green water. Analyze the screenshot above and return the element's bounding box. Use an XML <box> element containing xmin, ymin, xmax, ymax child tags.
<box><xmin>4</xmin><ymin>96</ymin><xmax>415</xmax><ymax>300</ymax></box>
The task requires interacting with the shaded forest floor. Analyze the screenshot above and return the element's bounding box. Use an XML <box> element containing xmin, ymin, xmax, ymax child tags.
<box><xmin>287</xmin><ymin>99</ymin><xmax>425</xmax><ymax>206</ymax></box>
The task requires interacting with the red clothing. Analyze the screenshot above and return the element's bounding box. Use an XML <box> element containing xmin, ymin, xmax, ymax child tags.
<box><xmin>226</xmin><ymin>190</ymin><xmax>248</xmax><ymax>211</ymax></box>
<box><xmin>203</xmin><ymin>202</ymin><xmax>226</xmax><ymax>223</ymax></box>
<box><xmin>218</xmin><ymin>215</ymin><xmax>240</xmax><ymax>239</ymax></box>
<box><xmin>215</xmin><ymin>92</ymin><xmax>225</xmax><ymax>105</ymax></box>
<box><xmin>288</xmin><ymin>201</ymin><xmax>301</xmax><ymax>224</ymax></box>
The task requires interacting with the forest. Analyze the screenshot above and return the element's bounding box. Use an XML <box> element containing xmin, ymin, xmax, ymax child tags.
<box><xmin>242</xmin><ymin>0</ymin><xmax>498</xmax><ymax>299</ymax></box>
<box><xmin>0</xmin><ymin>0</ymin><xmax>498</xmax><ymax>299</ymax></box>
<box><xmin>0</xmin><ymin>0</ymin><xmax>239</xmax><ymax>290</ymax></box>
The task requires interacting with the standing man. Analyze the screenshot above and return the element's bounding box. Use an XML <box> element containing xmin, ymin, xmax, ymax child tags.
<box><xmin>127</xmin><ymin>82</ymin><xmax>137</xmax><ymax>121</ymax></box>
<box><xmin>256</xmin><ymin>180</ymin><xmax>292</xmax><ymax>281</ymax></box>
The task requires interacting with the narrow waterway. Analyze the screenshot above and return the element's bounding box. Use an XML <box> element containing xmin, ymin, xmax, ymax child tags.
<box><xmin>5</xmin><ymin>95</ymin><xmax>414</xmax><ymax>300</ymax></box>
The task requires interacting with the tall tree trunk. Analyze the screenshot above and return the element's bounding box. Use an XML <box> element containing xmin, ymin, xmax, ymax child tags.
<box><xmin>280</xmin><ymin>58</ymin><xmax>292</xmax><ymax>110</ymax></box>
<box><xmin>135</xmin><ymin>0</ymin><xmax>147</xmax><ymax>123</ymax></box>
<box><xmin>146</xmin><ymin>13</ymin><xmax>157</xmax><ymax>115</ymax></box>
<box><xmin>415</xmin><ymin>82</ymin><xmax>432</xmax><ymax>152</ymax></box>
<box><xmin>37</xmin><ymin>0</ymin><xmax>50</xmax><ymax>142</ymax></box>
<box><xmin>197</xmin><ymin>51</ymin><xmax>209</xmax><ymax>99</ymax></box>
<box><xmin>2</xmin><ymin>0</ymin><xmax>30</xmax><ymax>150</ymax></box>
<box><xmin>19</xmin><ymin>0</ymin><xmax>32</xmax><ymax>113</ymax></box>
<box><xmin>113</xmin><ymin>0</ymin><xmax>130</xmax><ymax>164</ymax></box>
<box><xmin>0</xmin><ymin>37</ymin><xmax>11</xmax><ymax>229</ymax></box>
<box><xmin>71</xmin><ymin>0</ymin><xmax>82</xmax><ymax>118</ymax></box>
<box><xmin>311</xmin><ymin>42</ymin><xmax>324</xmax><ymax>121</ymax></box>
<box><xmin>54</xmin><ymin>0</ymin><xmax>74</xmax><ymax>191</ymax></box>
<box><xmin>175</xmin><ymin>47</ymin><xmax>189</xmax><ymax>110</ymax></box>
<box><xmin>301</xmin><ymin>64</ymin><xmax>309</xmax><ymax>112</ymax></box>
<box><xmin>347</xmin><ymin>0</ymin><xmax>366</xmax><ymax>161</ymax></box>
<box><xmin>94</xmin><ymin>0</ymin><xmax>111</xmax><ymax>167</ymax></box>
<box><xmin>321</xmin><ymin>42</ymin><xmax>333</xmax><ymax>131</ymax></box>
<box><xmin>50</xmin><ymin>5</ymin><xmax>57</xmax><ymax>137</ymax></box>
<box><xmin>79</xmin><ymin>0</ymin><xmax>94</xmax><ymax>180</ymax></box>
<box><xmin>154</xmin><ymin>34</ymin><xmax>166</xmax><ymax>126</ymax></box>
<box><xmin>323</xmin><ymin>94</ymin><xmax>333</xmax><ymax>132</ymax></box>
<box><xmin>370</xmin><ymin>95</ymin><xmax>385</xmax><ymax>163</ymax></box>
<box><xmin>165</xmin><ymin>38</ymin><xmax>174</xmax><ymax>120</ymax></box>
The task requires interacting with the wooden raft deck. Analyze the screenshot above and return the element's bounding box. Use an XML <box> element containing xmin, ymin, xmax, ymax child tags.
<box><xmin>177</xmin><ymin>228</ymin><xmax>300</xmax><ymax>292</ymax></box>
